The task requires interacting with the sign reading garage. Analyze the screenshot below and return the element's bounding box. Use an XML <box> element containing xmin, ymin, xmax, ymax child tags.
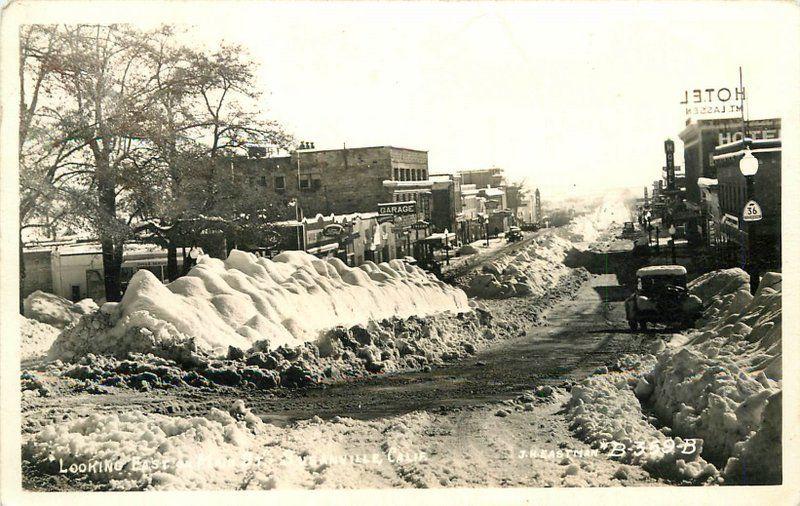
<box><xmin>378</xmin><ymin>201</ymin><xmax>417</xmax><ymax>216</ymax></box>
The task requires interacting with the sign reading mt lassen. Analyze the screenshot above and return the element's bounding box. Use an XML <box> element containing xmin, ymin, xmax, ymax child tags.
<box><xmin>681</xmin><ymin>86</ymin><xmax>744</xmax><ymax>118</ymax></box>
<box><xmin>378</xmin><ymin>201</ymin><xmax>417</xmax><ymax>215</ymax></box>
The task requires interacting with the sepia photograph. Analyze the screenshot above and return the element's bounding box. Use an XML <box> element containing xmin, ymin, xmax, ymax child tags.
<box><xmin>1</xmin><ymin>0</ymin><xmax>798</xmax><ymax>502</ymax></box>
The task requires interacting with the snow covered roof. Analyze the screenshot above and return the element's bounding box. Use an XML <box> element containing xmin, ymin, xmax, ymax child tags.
<box><xmin>428</xmin><ymin>174</ymin><xmax>453</xmax><ymax>183</ymax></box>
<box><xmin>481</xmin><ymin>188</ymin><xmax>505</xmax><ymax>197</ymax></box>
<box><xmin>712</xmin><ymin>146</ymin><xmax>782</xmax><ymax>162</ymax></box>
<box><xmin>697</xmin><ymin>177</ymin><xmax>718</xmax><ymax>188</ymax></box>
<box><xmin>636</xmin><ymin>265</ymin><xmax>687</xmax><ymax>277</ymax></box>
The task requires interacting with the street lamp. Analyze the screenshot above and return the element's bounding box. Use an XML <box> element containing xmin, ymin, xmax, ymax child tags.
<box><xmin>739</xmin><ymin>147</ymin><xmax>759</xmax><ymax>177</ymax></box>
<box><xmin>668</xmin><ymin>224</ymin><xmax>677</xmax><ymax>265</ymax></box>
<box><xmin>739</xmin><ymin>145</ymin><xmax>760</xmax><ymax>291</ymax></box>
<box><xmin>443</xmin><ymin>228</ymin><xmax>450</xmax><ymax>266</ymax></box>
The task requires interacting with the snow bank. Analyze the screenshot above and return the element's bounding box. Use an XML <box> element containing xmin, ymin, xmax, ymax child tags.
<box><xmin>49</xmin><ymin>250</ymin><xmax>469</xmax><ymax>360</ymax></box>
<box><xmin>23</xmin><ymin>290</ymin><xmax>98</xmax><ymax>329</ymax></box>
<box><xmin>20</xmin><ymin>315</ymin><xmax>61</xmax><ymax>360</ymax></box>
<box><xmin>651</xmin><ymin>271</ymin><xmax>782</xmax><ymax>484</ymax></box>
<box><xmin>566</xmin><ymin>355</ymin><xmax>719</xmax><ymax>483</ymax></box>
<box><xmin>560</xmin><ymin>196</ymin><xmax>632</xmax><ymax>244</ymax></box>
<box><xmin>688</xmin><ymin>268</ymin><xmax>750</xmax><ymax>303</ymax></box>
<box><xmin>467</xmin><ymin>232</ymin><xmax>575</xmax><ymax>299</ymax></box>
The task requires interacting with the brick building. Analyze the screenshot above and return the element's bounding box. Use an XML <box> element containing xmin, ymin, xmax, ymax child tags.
<box><xmin>232</xmin><ymin>146</ymin><xmax>432</xmax><ymax>220</ymax></box>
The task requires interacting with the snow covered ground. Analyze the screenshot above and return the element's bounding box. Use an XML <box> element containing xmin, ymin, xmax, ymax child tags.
<box><xmin>20</xmin><ymin>315</ymin><xmax>61</xmax><ymax>361</ymax></box>
<box><xmin>466</xmin><ymin>233</ymin><xmax>575</xmax><ymax>299</ymax></box>
<box><xmin>20</xmin><ymin>291</ymin><xmax>98</xmax><ymax>361</ymax></box>
<box><xmin>23</xmin><ymin>390</ymin><xmax>658</xmax><ymax>490</ymax></box>
<box><xmin>565</xmin><ymin>268</ymin><xmax>782</xmax><ymax>485</ymax></box>
<box><xmin>558</xmin><ymin>196</ymin><xmax>632</xmax><ymax>244</ymax></box>
<box><xmin>23</xmin><ymin>290</ymin><xmax>97</xmax><ymax>329</ymax></box>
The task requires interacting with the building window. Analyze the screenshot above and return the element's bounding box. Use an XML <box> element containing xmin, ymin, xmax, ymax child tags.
<box><xmin>259</xmin><ymin>176</ymin><xmax>267</xmax><ymax>186</ymax></box>
<box><xmin>299</xmin><ymin>175</ymin><xmax>311</xmax><ymax>190</ymax></box>
<box><xmin>275</xmin><ymin>175</ymin><xmax>286</xmax><ymax>191</ymax></box>
<box><xmin>394</xmin><ymin>168</ymin><xmax>400</xmax><ymax>181</ymax></box>
<box><xmin>422</xmin><ymin>169</ymin><xmax>427</xmax><ymax>180</ymax></box>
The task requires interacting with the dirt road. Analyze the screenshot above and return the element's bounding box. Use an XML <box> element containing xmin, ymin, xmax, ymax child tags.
<box><xmin>237</xmin><ymin>273</ymin><xmax>655</xmax><ymax>425</ymax></box>
<box><xmin>23</xmin><ymin>253</ymin><xmax>677</xmax><ymax>489</ymax></box>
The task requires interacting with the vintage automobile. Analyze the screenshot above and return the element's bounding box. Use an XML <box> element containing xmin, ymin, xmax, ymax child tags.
<box><xmin>506</xmin><ymin>226</ymin><xmax>523</xmax><ymax>243</ymax></box>
<box><xmin>618</xmin><ymin>221</ymin><xmax>638</xmax><ymax>239</ymax></box>
<box><xmin>624</xmin><ymin>265</ymin><xmax>702</xmax><ymax>330</ymax></box>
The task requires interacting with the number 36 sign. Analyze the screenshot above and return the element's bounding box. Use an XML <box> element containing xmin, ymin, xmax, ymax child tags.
<box><xmin>742</xmin><ymin>200</ymin><xmax>763</xmax><ymax>222</ymax></box>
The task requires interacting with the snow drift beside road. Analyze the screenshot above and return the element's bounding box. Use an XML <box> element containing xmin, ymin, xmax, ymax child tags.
<box><xmin>49</xmin><ymin>250</ymin><xmax>469</xmax><ymax>361</ymax></box>
<box><xmin>560</xmin><ymin>196</ymin><xmax>632</xmax><ymax>244</ymax></box>
<box><xmin>23</xmin><ymin>290</ymin><xmax>98</xmax><ymax>329</ymax></box>
<box><xmin>20</xmin><ymin>315</ymin><xmax>61</xmax><ymax>361</ymax></box>
<box><xmin>652</xmin><ymin>269</ymin><xmax>782</xmax><ymax>484</ymax></box>
<box><xmin>467</xmin><ymin>233</ymin><xmax>574</xmax><ymax>299</ymax></box>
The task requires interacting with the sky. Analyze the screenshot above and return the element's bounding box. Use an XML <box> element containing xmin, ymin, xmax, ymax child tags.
<box><xmin>43</xmin><ymin>1</ymin><xmax>800</xmax><ymax>199</ymax></box>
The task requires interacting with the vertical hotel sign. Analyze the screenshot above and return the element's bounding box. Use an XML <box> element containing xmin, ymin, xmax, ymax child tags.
<box><xmin>664</xmin><ymin>139</ymin><xmax>676</xmax><ymax>191</ymax></box>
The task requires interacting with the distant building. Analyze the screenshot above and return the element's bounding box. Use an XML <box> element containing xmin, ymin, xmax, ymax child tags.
<box><xmin>22</xmin><ymin>242</ymin><xmax>185</xmax><ymax>302</ymax></box>
<box><xmin>429</xmin><ymin>173</ymin><xmax>463</xmax><ymax>235</ymax></box>
<box><xmin>458</xmin><ymin>184</ymin><xmax>487</xmax><ymax>244</ymax></box>
<box><xmin>457</xmin><ymin>168</ymin><xmax>511</xmax><ymax>236</ymax></box>
<box><xmin>458</xmin><ymin>168</ymin><xmax>506</xmax><ymax>189</ymax></box>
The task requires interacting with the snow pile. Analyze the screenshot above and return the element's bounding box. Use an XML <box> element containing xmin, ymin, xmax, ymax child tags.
<box><xmin>23</xmin><ymin>290</ymin><xmax>98</xmax><ymax>329</ymax></box>
<box><xmin>561</xmin><ymin>196</ymin><xmax>631</xmax><ymax>244</ymax></box>
<box><xmin>566</xmin><ymin>355</ymin><xmax>719</xmax><ymax>483</ymax></box>
<box><xmin>20</xmin><ymin>315</ymin><xmax>62</xmax><ymax>361</ymax></box>
<box><xmin>467</xmin><ymin>232</ymin><xmax>575</xmax><ymax>299</ymax></box>
<box><xmin>650</xmin><ymin>271</ymin><xmax>782</xmax><ymax>484</ymax></box>
<box><xmin>49</xmin><ymin>250</ymin><xmax>469</xmax><ymax>361</ymax></box>
<box><xmin>687</xmin><ymin>268</ymin><xmax>751</xmax><ymax>304</ymax></box>
<box><xmin>23</xmin><ymin>400</ymin><xmax>275</xmax><ymax>490</ymax></box>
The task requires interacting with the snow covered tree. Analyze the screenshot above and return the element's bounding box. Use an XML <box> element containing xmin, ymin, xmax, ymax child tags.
<box><xmin>20</xmin><ymin>24</ymin><xmax>294</xmax><ymax>299</ymax></box>
<box><xmin>128</xmin><ymin>30</ymin><xmax>294</xmax><ymax>279</ymax></box>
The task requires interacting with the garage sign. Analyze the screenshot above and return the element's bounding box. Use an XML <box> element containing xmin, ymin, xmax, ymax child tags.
<box><xmin>378</xmin><ymin>201</ymin><xmax>416</xmax><ymax>216</ymax></box>
<box><xmin>742</xmin><ymin>200</ymin><xmax>763</xmax><ymax>222</ymax></box>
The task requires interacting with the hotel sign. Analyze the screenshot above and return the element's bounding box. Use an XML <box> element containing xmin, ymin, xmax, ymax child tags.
<box><xmin>681</xmin><ymin>87</ymin><xmax>744</xmax><ymax>117</ymax></box>
<box><xmin>378</xmin><ymin>201</ymin><xmax>417</xmax><ymax>216</ymax></box>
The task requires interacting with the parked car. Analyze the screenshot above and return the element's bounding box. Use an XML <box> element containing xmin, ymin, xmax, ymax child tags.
<box><xmin>624</xmin><ymin>265</ymin><xmax>702</xmax><ymax>330</ymax></box>
<box><xmin>617</xmin><ymin>221</ymin><xmax>639</xmax><ymax>240</ymax></box>
<box><xmin>506</xmin><ymin>226</ymin><xmax>523</xmax><ymax>243</ymax></box>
